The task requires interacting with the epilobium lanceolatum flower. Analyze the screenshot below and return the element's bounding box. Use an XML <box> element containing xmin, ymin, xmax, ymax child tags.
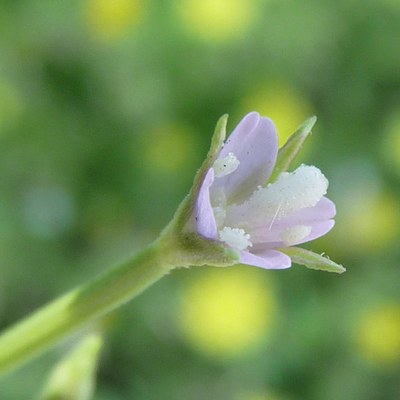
<box><xmin>192</xmin><ymin>112</ymin><xmax>344</xmax><ymax>272</ymax></box>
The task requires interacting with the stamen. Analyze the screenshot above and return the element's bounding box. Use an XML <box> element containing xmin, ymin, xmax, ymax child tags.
<box><xmin>219</xmin><ymin>226</ymin><xmax>252</xmax><ymax>251</ymax></box>
<box><xmin>213</xmin><ymin>152</ymin><xmax>240</xmax><ymax>178</ymax></box>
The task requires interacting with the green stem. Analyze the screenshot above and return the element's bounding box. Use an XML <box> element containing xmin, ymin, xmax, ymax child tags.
<box><xmin>0</xmin><ymin>238</ymin><xmax>179</xmax><ymax>375</ymax></box>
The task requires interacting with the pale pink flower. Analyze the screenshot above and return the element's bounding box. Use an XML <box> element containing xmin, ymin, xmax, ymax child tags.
<box><xmin>195</xmin><ymin>112</ymin><xmax>335</xmax><ymax>269</ymax></box>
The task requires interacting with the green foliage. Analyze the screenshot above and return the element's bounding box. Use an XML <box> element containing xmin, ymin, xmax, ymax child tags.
<box><xmin>0</xmin><ymin>1</ymin><xmax>399</xmax><ymax>399</ymax></box>
<box><xmin>39</xmin><ymin>333</ymin><xmax>103</xmax><ymax>400</ymax></box>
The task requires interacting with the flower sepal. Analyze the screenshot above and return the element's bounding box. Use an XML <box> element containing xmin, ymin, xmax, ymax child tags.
<box><xmin>169</xmin><ymin>114</ymin><xmax>227</xmax><ymax>233</ymax></box>
<box><xmin>159</xmin><ymin>114</ymin><xmax>240</xmax><ymax>268</ymax></box>
<box><xmin>280</xmin><ymin>247</ymin><xmax>346</xmax><ymax>274</ymax></box>
<box><xmin>173</xmin><ymin>231</ymin><xmax>240</xmax><ymax>268</ymax></box>
<box><xmin>269</xmin><ymin>116</ymin><xmax>317</xmax><ymax>183</ymax></box>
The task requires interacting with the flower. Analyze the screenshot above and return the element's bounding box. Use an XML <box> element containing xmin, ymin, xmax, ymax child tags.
<box><xmin>194</xmin><ymin>112</ymin><xmax>336</xmax><ymax>269</ymax></box>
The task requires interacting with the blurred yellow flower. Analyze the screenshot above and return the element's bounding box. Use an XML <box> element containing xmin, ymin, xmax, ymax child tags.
<box><xmin>336</xmin><ymin>191</ymin><xmax>399</xmax><ymax>253</ymax></box>
<box><xmin>85</xmin><ymin>0</ymin><xmax>145</xmax><ymax>42</ymax></box>
<box><xmin>177</xmin><ymin>0</ymin><xmax>259</xmax><ymax>42</ymax></box>
<box><xmin>179</xmin><ymin>267</ymin><xmax>276</xmax><ymax>359</ymax></box>
<box><xmin>143</xmin><ymin>123</ymin><xmax>197</xmax><ymax>173</ymax></box>
<box><xmin>241</xmin><ymin>81</ymin><xmax>312</xmax><ymax>147</ymax></box>
<box><xmin>356</xmin><ymin>303</ymin><xmax>400</xmax><ymax>366</ymax></box>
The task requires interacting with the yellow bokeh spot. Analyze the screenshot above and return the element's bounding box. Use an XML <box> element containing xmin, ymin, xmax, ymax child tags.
<box><xmin>143</xmin><ymin>123</ymin><xmax>197</xmax><ymax>173</ymax></box>
<box><xmin>381</xmin><ymin>112</ymin><xmax>400</xmax><ymax>174</ymax></box>
<box><xmin>177</xmin><ymin>0</ymin><xmax>258</xmax><ymax>42</ymax></box>
<box><xmin>179</xmin><ymin>267</ymin><xmax>276</xmax><ymax>359</ymax></box>
<box><xmin>356</xmin><ymin>303</ymin><xmax>400</xmax><ymax>366</ymax></box>
<box><xmin>241</xmin><ymin>81</ymin><xmax>312</xmax><ymax>147</ymax></box>
<box><xmin>338</xmin><ymin>192</ymin><xmax>399</xmax><ymax>253</ymax></box>
<box><xmin>85</xmin><ymin>0</ymin><xmax>145</xmax><ymax>42</ymax></box>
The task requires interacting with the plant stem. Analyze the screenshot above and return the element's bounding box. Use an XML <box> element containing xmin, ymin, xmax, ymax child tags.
<box><xmin>0</xmin><ymin>239</ymin><xmax>178</xmax><ymax>375</ymax></box>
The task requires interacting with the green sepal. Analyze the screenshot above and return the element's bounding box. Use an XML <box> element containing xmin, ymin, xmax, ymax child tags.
<box><xmin>175</xmin><ymin>232</ymin><xmax>240</xmax><ymax>268</ymax></box>
<box><xmin>208</xmin><ymin>114</ymin><xmax>228</xmax><ymax>163</ymax></box>
<box><xmin>39</xmin><ymin>332</ymin><xmax>103</xmax><ymax>400</ymax></box>
<box><xmin>187</xmin><ymin>114</ymin><xmax>227</xmax><ymax>206</ymax></box>
<box><xmin>170</xmin><ymin>114</ymin><xmax>227</xmax><ymax>233</ymax></box>
<box><xmin>188</xmin><ymin>113</ymin><xmax>227</xmax><ymax>196</ymax></box>
<box><xmin>281</xmin><ymin>247</ymin><xmax>346</xmax><ymax>274</ymax></box>
<box><xmin>269</xmin><ymin>116</ymin><xmax>317</xmax><ymax>182</ymax></box>
<box><xmin>159</xmin><ymin>114</ymin><xmax>239</xmax><ymax>268</ymax></box>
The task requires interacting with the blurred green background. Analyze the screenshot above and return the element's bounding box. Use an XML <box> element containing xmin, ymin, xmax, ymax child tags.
<box><xmin>0</xmin><ymin>0</ymin><xmax>399</xmax><ymax>399</ymax></box>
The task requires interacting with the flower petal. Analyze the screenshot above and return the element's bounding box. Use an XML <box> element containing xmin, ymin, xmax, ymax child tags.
<box><xmin>211</xmin><ymin>112</ymin><xmax>279</xmax><ymax>204</ymax></box>
<box><xmin>293</xmin><ymin>219</ymin><xmax>335</xmax><ymax>245</ymax></box>
<box><xmin>195</xmin><ymin>168</ymin><xmax>217</xmax><ymax>239</ymax></box>
<box><xmin>220</xmin><ymin>112</ymin><xmax>260</xmax><ymax>156</ymax></box>
<box><xmin>248</xmin><ymin>197</ymin><xmax>336</xmax><ymax>242</ymax></box>
<box><xmin>240</xmin><ymin>249</ymin><xmax>292</xmax><ymax>270</ymax></box>
<box><xmin>279</xmin><ymin>197</ymin><xmax>336</xmax><ymax>225</ymax></box>
<box><xmin>251</xmin><ymin>219</ymin><xmax>335</xmax><ymax>248</ymax></box>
